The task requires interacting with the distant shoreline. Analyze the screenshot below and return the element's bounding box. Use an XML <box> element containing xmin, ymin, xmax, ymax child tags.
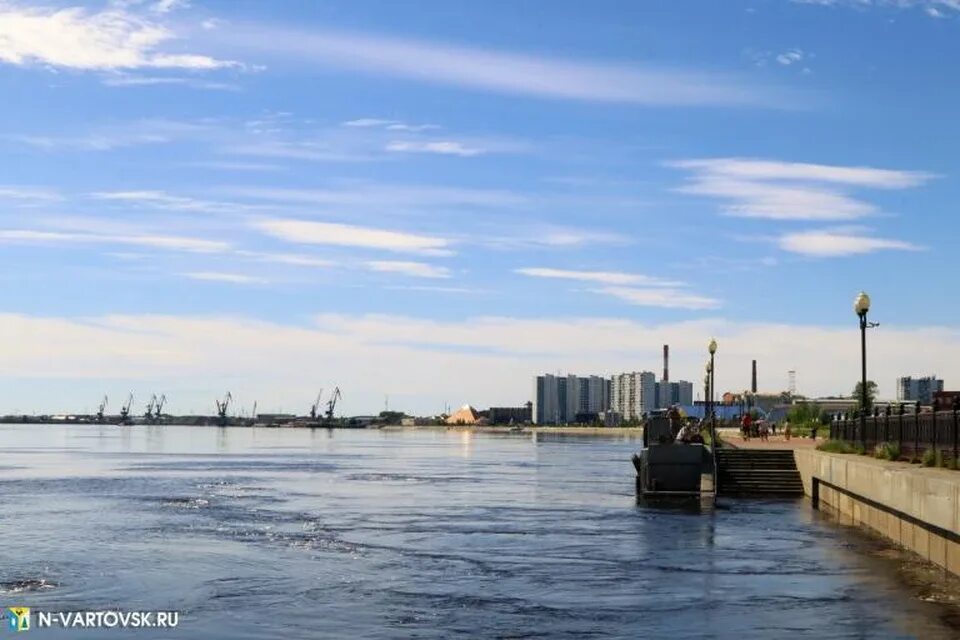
<box><xmin>379</xmin><ymin>425</ymin><xmax>643</xmax><ymax>436</ymax></box>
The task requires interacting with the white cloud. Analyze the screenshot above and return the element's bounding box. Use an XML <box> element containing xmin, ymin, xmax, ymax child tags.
<box><xmin>670</xmin><ymin>157</ymin><xmax>933</xmax><ymax>221</ymax></box>
<box><xmin>90</xmin><ymin>190</ymin><xmax>242</xmax><ymax>213</ymax></box>
<box><xmin>215</xmin><ymin>25</ymin><xmax>787</xmax><ymax>107</ymax></box>
<box><xmin>776</xmin><ymin>49</ymin><xmax>805</xmax><ymax>65</ymax></box>
<box><xmin>385</xmin><ymin>123</ymin><xmax>440</xmax><ymax>132</ymax></box>
<box><xmin>386</xmin><ymin>140</ymin><xmax>485</xmax><ymax>157</ymax></box>
<box><xmin>672</xmin><ymin>158</ymin><xmax>932</xmax><ymax>188</ymax></box>
<box><xmin>0</xmin><ymin>185</ymin><xmax>62</xmax><ymax>202</ymax></box>
<box><xmin>516</xmin><ymin>267</ymin><xmax>681</xmax><ymax>287</ymax></box>
<box><xmin>793</xmin><ymin>0</ymin><xmax>960</xmax><ymax>15</ymax></box>
<box><xmin>341</xmin><ymin>118</ymin><xmax>396</xmax><ymax>128</ymax></box>
<box><xmin>181</xmin><ymin>271</ymin><xmax>267</xmax><ymax>284</ymax></box>
<box><xmin>225</xmin><ymin>184</ymin><xmax>527</xmax><ymax>209</ymax></box>
<box><xmin>365</xmin><ymin>261</ymin><xmax>451</xmax><ymax>279</ymax></box>
<box><xmin>100</xmin><ymin>74</ymin><xmax>239</xmax><ymax>90</ymax></box>
<box><xmin>254</xmin><ymin>219</ymin><xmax>453</xmax><ymax>256</ymax></box>
<box><xmin>593</xmin><ymin>287</ymin><xmax>722</xmax><ymax>310</ymax></box>
<box><xmin>778</xmin><ymin>228</ymin><xmax>924</xmax><ymax>256</ymax></box>
<box><xmin>0</xmin><ymin>229</ymin><xmax>228</xmax><ymax>253</ymax></box>
<box><xmin>150</xmin><ymin>0</ymin><xmax>189</xmax><ymax>14</ymax></box>
<box><xmin>7</xmin><ymin>311</ymin><xmax>956</xmax><ymax>413</ymax></box>
<box><xmin>341</xmin><ymin>118</ymin><xmax>439</xmax><ymax>132</ymax></box>
<box><xmin>0</xmin><ymin>3</ymin><xmax>239</xmax><ymax>71</ymax></box>
<box><xmin>8</xmin><ymin>118</ymin><xmax>211</xmax><ymax>151</ymax></box>
<box><xmin>236</xmin><ymin>251</ymin><xmax>334</xmax><ymax>268</ymax></box>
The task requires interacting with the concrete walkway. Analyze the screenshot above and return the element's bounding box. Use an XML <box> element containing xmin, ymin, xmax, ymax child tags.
<box><xmin>719</xmin><ymin>429</ymin><xmax>822</xmax><ymax>450</ymax></box>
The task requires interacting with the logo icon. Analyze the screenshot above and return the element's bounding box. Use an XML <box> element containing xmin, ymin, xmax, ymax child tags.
<box><xmin>7</xmin><ymin>608</ymin><xmax>29</xmax><ymax>632</ymax></box>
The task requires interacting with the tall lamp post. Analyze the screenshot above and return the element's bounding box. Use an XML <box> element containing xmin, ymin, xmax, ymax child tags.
<box><xmin>705</xmin><ymin>360</ymin><xmax>712</xmax><ymax>422</ymax></box>
<box><xmin>854</xmin><ymin>292</ymin><xmax>878</xmax><ymax>448</ymax></box>
<box><xmin>708</xmin><ymin>338</ymin><xmax>718</xmax><ymax>443</ymax></box>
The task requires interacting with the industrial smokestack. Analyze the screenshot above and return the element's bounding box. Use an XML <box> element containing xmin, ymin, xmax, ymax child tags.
<box><xmin>663</xmin><ymin>345</ymin><xmax>669</xmax><ymax>382</ymax></box>
<box><xmin>751</xmin><ymin>360</ymin><xmax>757</xmax><ymax>393</ymax></box>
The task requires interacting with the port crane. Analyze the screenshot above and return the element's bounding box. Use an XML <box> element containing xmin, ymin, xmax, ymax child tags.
<box><xmin>155</xmin><ymin>394</ymin><xmax>166</xmax><ymax>421</ymax></box>
<box><xmin>309</xmin><ymin>390</ymin><xmax>324</xmax><ymax>420</ymax></box>
<box><xmin>144</xmin><ymin>394</ymin><xmax>157</xmax><ymax>422</ymax></box>
<box><xmin>95</xmin><ymin>396</ymin><xmax>108</xmax><ymax>423</ymax></box>
<box><xmin>216</xmin><ymin>392</ymin><xmax>232</xmax><ymax>426</ymax></box>
<box><xmin>325</xmin><ymin>387</ymin><xmax>342</xmax><ymax>422</ymax></box>
<box><xmin>118</xmin><ymin>393</ymin><xmax>134</xmax><ymax>425</ymax></box>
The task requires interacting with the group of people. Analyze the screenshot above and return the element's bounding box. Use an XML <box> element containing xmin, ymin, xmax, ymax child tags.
<box><xmin>740</xmin><ymin>413</ymin><xmax>793</xmax><ymax>442</ymax></box>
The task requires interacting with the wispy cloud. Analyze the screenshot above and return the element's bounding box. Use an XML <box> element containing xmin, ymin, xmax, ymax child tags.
<box><xmin>100</xmin><ymin>73</ymin><xmax>240</xmax><ymax>91</ymax></box>
<box><xmin>0</xmin><ymin>2</ymin><xmax>239</xmax><ymax>71</ymax></box>
<box><xmin>341</xmin><ymin>118</ymin><xmax>441</xmax><ymax>132</ymax></box>
<box><xmin>254</xmin><ymin>219</ymin><xmax>454</xmax><ymax>256</ymax></box>
<box><xmin>8</xmin><ymin>119</ymin><xmax>211</xmax><ymax>152</ymax></box>
<box><xmin>224</xmin><ymin>184</ymin><xmax>528</xmax><ymax>209</ymax></box>
<box><xmin>516</xmin><ymin>267</ymin><xmax>681</xmax><ymax>287</ymax></box>
<box><xmin>592</xmin><ymin>287</ymin><xmax>722</xmax><ymax>310</ymax></box>
<box><xmin>672</xmin><ymin>158</ymin><xmax>932</xmax><ymax>188</ymax></box>
<box><xmin>776</xmin><ymin>49</ymin><xmax>806</xmax><ymax>66</ymax></box>
<box><xmin>236</xmin><ymin>251</ymin><xmax>334</xmax><ymax>268</ymax></box>
<box><xmin>365</xmin><ymin>261</ymin><xmax>451</xmax><ymax>278</ymax></box>
<box><xmin>216</xmin><ymin>25</ymin><xmax>789</xmax><ymax>107</ymax></box>
<box><xmin>793</xmin><ymin>0</ymin><xmax>960</xmax><ymax>15</ymax></box>
<box><xmin>778</xmin><ymin>227</ymin><xmax>924</xmax><ymax>256</ymax></box>
<box><xmin>669</xmin><ymin>157</ymin><xmax>933</xmax><ymax>221</ymax></box>
<box><xmin>0</xmin><ymin>229</ymin><xmax>229</xmax><ymax>253</ymax></box>
<box><xmin>0</xmin><ymin>185</ymin><xmax>62</xmax><ymax>202</ymax></box>
<box><xmin>90</xmin><ymin>190</ymin><xmax>243</xmax><ymax>213</ymax></box>
<box><xmin>181</xmin><ymin>271</ymin><xmax>268</xmax><ymax>285</ymax></box>
<box><xmin>386</xmin><ymin>140</ymin><xmax>485</xmax><ymax>157</ymax></box>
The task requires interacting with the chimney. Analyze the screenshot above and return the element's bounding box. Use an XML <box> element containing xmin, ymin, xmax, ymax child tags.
<box><xmin>663</xmin><ymin>345</ymin><xmax>669</xmax><ymax>382</ymax></box>
<box><xmin>751</xmin><ymin>360</ymin><xmax>757</xmax><ymax>393</ymax></box>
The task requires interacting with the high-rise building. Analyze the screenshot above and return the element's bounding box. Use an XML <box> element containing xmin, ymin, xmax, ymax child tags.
<box><xmin>610</xmin><ymin>371</ymin><xmax>656</xmax><ymax>421</ymax></box>
<box><xmin>897</xmin><ymin>375</ymin><xmax>944</xmax><ymax>405</ymax></box>
<box><xmin>656</xmin><ymin>380</ymin><xmax>694</xmax><ymax>408</ymax></box>
<box><xmin>533</xmin><ymin>374</ymin><xmax>610</xmax><ymax>424</ymax></box>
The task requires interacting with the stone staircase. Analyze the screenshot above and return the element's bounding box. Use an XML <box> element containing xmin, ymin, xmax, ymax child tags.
<box><xmin>716</xmin><ymin>448</ymin><xmax>804</xmax><ymax>496</ymax></box>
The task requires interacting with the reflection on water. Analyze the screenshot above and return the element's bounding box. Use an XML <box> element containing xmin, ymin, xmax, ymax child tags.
<box><xmin>0</xmin><ymin>424</ymin><xmax>955</xmax><ymax>639</ymax></box>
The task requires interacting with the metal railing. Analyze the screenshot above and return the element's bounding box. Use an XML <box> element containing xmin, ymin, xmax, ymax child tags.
<box><xmin>829</xmin><ymin>402</ymin><xmax>960</xmax><ymax>460</ymax></box>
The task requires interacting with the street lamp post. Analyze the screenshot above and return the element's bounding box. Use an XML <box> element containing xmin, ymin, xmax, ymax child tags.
<box><xmin>854</xmin><ymin>292</ymin><xmax>877</xmax><ymax>448</ymax></box>
<box><xmin>705</xmin><ymin>360</ymin><xmax>712</xmax><ymax>423</ymax></box>
<box><xmin>708</xmin><ymin>338</ymin><xmax>718</xmax><ymax>444</ymax></box>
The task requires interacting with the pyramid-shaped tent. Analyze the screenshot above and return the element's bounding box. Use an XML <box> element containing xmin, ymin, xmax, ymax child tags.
<box><xmin>446</xmin><ymin>404</ymin><xmax>480</xmax><ymax>425</ymax></box>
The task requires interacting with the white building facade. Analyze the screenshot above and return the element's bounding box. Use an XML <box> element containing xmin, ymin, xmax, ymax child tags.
<box><xmin>610</xmin><ymin>371</ymin><xmax>656</xmax><ymax>422</ymax></box>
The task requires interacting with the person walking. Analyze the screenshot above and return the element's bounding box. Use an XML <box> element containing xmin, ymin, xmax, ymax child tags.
<box><xmin>784</xmin><ymin>419</ymin><xmax>792</xmax><ymax>441</ymax></box>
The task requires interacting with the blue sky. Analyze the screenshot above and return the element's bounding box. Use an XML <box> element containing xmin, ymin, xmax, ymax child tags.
<box><xmin>0</xmin><ymin>0</ymin><xmax>958</xmax><ymax>415</ymax></box>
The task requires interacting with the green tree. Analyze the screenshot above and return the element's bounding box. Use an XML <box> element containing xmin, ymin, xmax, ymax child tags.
<box><xmin>852</xmin><ymin>380</ymin><xmax>878</xmax><ymax>412</ymax></box>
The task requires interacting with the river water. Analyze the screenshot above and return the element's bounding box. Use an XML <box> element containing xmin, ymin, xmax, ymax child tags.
<box><xmin>0</xmin><ymin>424</ymin><xmax>955</xmax><ymax>639</ymax></box>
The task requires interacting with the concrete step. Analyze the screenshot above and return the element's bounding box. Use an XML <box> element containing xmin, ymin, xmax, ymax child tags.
<box><xmin>716</xmin><ymin>448</ymin><xmax>804</xmax><ymax>497</ymax></box>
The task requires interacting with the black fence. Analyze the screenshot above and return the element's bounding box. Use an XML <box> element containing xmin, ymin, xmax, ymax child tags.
<box><xmin>830</xmin><ymin>404</ymin><xmax>960</xmax><ymax>459</ymax></box>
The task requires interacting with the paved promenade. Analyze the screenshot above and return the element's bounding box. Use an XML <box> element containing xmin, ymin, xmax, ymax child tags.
<box><xmin>719</xmin><ymin>428</ymin><xmax>822</xmax><ymax>450</ymax></box>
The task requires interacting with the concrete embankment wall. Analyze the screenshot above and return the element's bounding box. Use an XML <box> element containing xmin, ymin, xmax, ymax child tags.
<box><xmin>794</xmin><ymin>450</ymin><xmax>960</xmax><ymax>575</ymax></box>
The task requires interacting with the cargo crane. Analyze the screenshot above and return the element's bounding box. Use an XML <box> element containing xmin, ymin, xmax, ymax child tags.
<box><xmin>118</xmin><ymin>393</ymin><xmax>134</xmax><ymax>425</ymax></box>
<box><xmin>325</xmin><ymin>387</ymin><xmax>342</xmax><ymax>422</ymax></box>
<box><xmin>95</xmin><ymin>396</ymin><xmax>108</xmax><ymax>423</ymax></box>
<box><xmin>309</xmin><ymin>390</ymin><xmax>324</xmax><ymax>420</ymax></box>
<box><xmin>155</xmin><ymin>394</ymin><xmax>166</xmax><ymax>421</ymax></box>
<box><xmin>216</xmin><ymin>392</ymin><xmax>232</xmax><ymax>427</ymax></box>
<box><xmin>144</xmin><ymin>394</ymin><xmax>157</xmax><ymax>422</ymax></box>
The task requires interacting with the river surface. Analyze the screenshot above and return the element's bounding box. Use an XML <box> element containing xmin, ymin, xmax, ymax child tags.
<box><xmin>0</xmin><ymin>424</ymin><xmax>955</xmax><ymax>639</ymax></box>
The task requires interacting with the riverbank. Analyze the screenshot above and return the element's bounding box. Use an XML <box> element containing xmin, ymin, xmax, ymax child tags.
<box><xmin>794</xmin><ymin>448</ymin><xmax>960</xmax><ymax>577</ymax></box>
<box><xmin>379</xmin><ymin>424</ymin><xmax>643</xmax><ymax>437</ymax></box>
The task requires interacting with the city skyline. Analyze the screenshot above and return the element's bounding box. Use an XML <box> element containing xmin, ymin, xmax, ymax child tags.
<box><xmin>1</xmin><ymin>0</ymin><xmax>959</xmax><ymax>414</ymax></box>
